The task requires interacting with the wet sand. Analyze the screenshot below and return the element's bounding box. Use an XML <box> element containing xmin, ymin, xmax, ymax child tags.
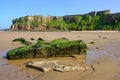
<box><xmin>0</xmin><ymin>31</ymin><xmax>120</xmax><ymax>80</ymax></box>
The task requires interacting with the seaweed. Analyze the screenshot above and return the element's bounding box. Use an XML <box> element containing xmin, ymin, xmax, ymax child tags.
<box><xmin>7</xmin><ymin>38</ymin><xmax>87</xmax><ymax>59</ymax></box>
<box><xmin>12</xmin><ymin>38</ymin><xmax>32</xmax><ymax>46</ymax></box>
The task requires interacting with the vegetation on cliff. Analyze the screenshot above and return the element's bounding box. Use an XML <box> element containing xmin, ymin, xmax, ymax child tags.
<box><xmin>10</xmin><ymin>10</ymin><xmax>120</xmax><ymax>31</ymax></box>
<box><xmin>7</xmin><ymin>38</ymin><xmax>87</xmax><ymax>59</ymax></box>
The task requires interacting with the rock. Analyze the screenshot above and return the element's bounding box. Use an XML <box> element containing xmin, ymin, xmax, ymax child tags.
<box><xmin>89</xmin><ymin>42</ymin><xmax>94</xmax><ymax>44</ymax></box>
<box><xmin>26</xmin><ymin>60</ymin><xmax>59</xmax><ymax>72</ymax></box>
<box><xmin>54</xmin><ymin>66</ymin><xmax>86</xmax><ymax>72</ymax></box>
<box><xmin>7</xmin><ymin>38</ymin><xmax>87</xmax><ymax>59</ymax></box>
<box><xmin>10</xmin><ymin>15</ymin><xmax>49</xmax><ymax>31</ymax></box>
<box><xmin>103</xmin><ymin>37</ymin><xmax>107</xmax><ymax>39</ymax></box>
<box><xmin>25</xmin><ymin>60</ymin><xmax>88</xmax><ymax>72</ymax></box>
<box><xmin>42</xmin><ymin>68</ymin><xmax>52</xmax><ymax>72</ymax></box>
<box><xmin>12</xmin><ymin>38</ymin><xmax>32</xmax><ymax>46</ymax></box>
<box><xmin>71</xmin><ymin>55</ymin><xmax>82</xmax><ymax>58</ymax></box>
<box><xmin>98</xmin><ymin>35</ymin><xmax>101</xmax><ymax>37</ymax></box>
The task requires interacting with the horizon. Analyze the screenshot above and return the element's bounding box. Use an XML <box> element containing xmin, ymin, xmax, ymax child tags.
<box><xmin>1</xmin><ymin>0</ymin><xmax>120</xmax><ymax>29</ymax></box>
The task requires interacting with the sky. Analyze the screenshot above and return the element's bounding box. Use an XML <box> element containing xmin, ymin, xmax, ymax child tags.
<box><xmin>0</xmin><ymin>0</ymin><xmax>120</xmax><ymax>29</ymax></box>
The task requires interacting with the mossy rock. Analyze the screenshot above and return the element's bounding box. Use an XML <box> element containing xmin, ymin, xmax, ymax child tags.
<box><xmin>7</xmin><ymin>46</ymin><xmax>34</xmax><ymax>59</ymax></box>
<box><xmin>12</xmin><ymin>38</ymin><xmax>26</xmax><ymax>43</ymax></box>
<box><xmin>50</xmin><ymin>38</ymin><xmax>87</xmax><ymax>57</ymax></box>
<box><xmin>30</xmin><ymin>38</ymin><xmax>35</xmax><ymax>40</ymax></box>
<box><xmin>7</xmin><ymin>38</ymin><xmax>87</xmax><ymax>59</ymax></box>
<box><xmin>12</xmin><ymin>38</ymin><xmax>32</xmax><ymax>46</ymax></box>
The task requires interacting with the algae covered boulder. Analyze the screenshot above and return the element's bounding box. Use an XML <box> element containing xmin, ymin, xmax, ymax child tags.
<box><xmin>7</xmin><ymin>38</ymin><xmax>87</xmax><ymax>59</ymax></box>
<box><xmin>50</xmin><ymin>38</ymin><xmax>87</xmax><ymax>57</ymax></box>
<box><xmin>12</xmin><ymin>38</ymin><xmax>32</xmax><ymax>46</ymax></box>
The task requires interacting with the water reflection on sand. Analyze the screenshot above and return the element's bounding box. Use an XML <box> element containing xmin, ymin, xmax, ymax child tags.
<box><xmin>87</xmin><ymin>43</ymin><xmax>120</xmax><ymax>64</ymax></box>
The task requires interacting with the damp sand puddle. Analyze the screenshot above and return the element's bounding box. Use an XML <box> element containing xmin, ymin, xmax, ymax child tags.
<box><xmin>0</xmin><ymin>50</ymin><xmax>41</xmax><ymax>80</ymax></box>
<box><xmin>87</xmin><ymin>43</ymin><xmax>120</xmax><ymax>64</ymax></box>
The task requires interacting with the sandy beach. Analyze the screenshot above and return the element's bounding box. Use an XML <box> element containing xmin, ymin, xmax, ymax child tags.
<box><xmin>0</xmin><ymin>31</ymin><xmax>120</xmax><ymax>80</ymax></box>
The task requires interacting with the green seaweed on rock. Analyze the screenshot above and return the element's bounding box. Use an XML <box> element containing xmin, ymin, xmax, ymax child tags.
<box><xmin>12</xmin><ymin>38</ymin><xmax>32</xmax><ymax>46</ymax></box>
<box><xmin>7</xmin><ymin>38</ymin><xmax>87</xmax><ymax>59</ymax></box>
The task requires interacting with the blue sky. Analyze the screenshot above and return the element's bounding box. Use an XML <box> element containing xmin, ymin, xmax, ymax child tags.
<box><xmin>0</xmin><ymin>0</ymin><xmax>120</xmax><ymax>29</ymax></box>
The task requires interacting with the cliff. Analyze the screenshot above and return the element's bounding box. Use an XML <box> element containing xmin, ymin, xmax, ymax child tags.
<box><xmin>11</xmin><ymin>15</ymin><xmax>52</xmax><ymax>31</ymax></box>
<box><xmin>10</xmin><ymin>10</ymin><xmax>120</xmax><ymax>31</ymax></box>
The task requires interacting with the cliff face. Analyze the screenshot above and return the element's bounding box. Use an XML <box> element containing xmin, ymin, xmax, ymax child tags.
<box><xmin>10</xmin><ymin>10</ymin><xmax>120</xmax><ymax>31</ymax></box>
<box><xmin>11</xmin><ymin>15</ymin><xmax>52</xmax><ymax>31</ymax></box>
